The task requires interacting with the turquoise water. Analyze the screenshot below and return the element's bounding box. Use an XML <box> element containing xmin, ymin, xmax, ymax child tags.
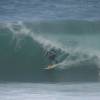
<box><xmin>0</xmin><ymin>21</ymin><xmax>99</xmax><ymax>82</ymax></box>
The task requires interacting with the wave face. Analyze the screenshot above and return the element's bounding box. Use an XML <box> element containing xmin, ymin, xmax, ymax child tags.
<box><xmin>0</xmin><ymin>20</ymin><xmax>100</xmax><ymax>82</ymax></box>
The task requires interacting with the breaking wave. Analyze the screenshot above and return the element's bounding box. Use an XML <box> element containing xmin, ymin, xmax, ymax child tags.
<box><xmin>0</xmin><ymin>20</ymin><xmax>100</xmax><ymax>82</ymax></box>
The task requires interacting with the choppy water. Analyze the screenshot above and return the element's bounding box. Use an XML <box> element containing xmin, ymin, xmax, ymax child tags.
<box><xmin>0</xmin><ymin>0</ymin><xmax>100</xmax><ymax>21</ymax></box>
<box><xmin>0</xmin><ymin>82</ymin><xmax>100</xmax><ymax>100</ymax></box>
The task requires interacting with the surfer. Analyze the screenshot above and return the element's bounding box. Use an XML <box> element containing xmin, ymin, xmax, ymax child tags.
<box><xmin>45</xmin><ymin>48</ymin><xmax>58</xmax><ymax>65</ymax></box>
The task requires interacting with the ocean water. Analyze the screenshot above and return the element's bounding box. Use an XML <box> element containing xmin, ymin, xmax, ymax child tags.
<box><xmin>0</xmin><ymin>82</ymin><xmax>100</xmax><ymax>100</ymax></box>
<box><xmin>0</xmin><ymin>0</ymin><xmax>100</xmax><ymax>99</ymax></box>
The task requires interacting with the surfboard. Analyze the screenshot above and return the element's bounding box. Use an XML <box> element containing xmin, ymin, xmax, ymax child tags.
<box><xmin>44</xmin><ymin>64</ymin><xmax>58</xmax><ymax>70</ymax></box>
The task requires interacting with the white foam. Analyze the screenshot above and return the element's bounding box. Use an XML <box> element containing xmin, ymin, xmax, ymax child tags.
<box><xmin>0</xmin><ymin>83</ymin><xmax>100</xmax><ymax>100</ymax></box>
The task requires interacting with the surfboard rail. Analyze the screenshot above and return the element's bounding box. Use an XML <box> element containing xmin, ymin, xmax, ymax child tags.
<box><xmin>44</xmin><ymin>64</ymin><xmax>57</xmax><ymax>70</ymax></box>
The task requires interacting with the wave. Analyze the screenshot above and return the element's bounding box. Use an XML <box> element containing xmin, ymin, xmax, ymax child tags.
<box><xmin>24</xmin><ymin>20</ymin><xmax>100</xmax><ymax>34</ymax></box>
<box><xmin>0</xmin><ymin>20</ymin><xmax>100</xmax><ymax>82</ymax></box>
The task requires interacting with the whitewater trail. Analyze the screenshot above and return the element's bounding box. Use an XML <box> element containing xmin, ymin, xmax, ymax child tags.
<box><xmin>6</xmin><ymin>21</ymin><xmax>63</xmax><ymax>50</ymax></box>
